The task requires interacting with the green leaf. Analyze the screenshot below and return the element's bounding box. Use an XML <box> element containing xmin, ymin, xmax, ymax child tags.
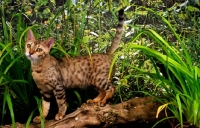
<box><xmin>188</xmin><ymin>6</ymin><xmax>199</xmax><ymax>12</ymax></box>
<box><xmin>73</xmin><ymin>91</ymin><xmax>82</xmax><ymax>105</ymax></box>
<box><xmin>5</xmin><ymin>86</ymin><xmax>16</xmax><ymax>128</ymax></box>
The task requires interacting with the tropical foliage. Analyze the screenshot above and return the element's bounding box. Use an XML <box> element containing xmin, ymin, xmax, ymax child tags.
<box><xmin>0</xmin><ymin>0</ymin><xmax>200</xmax><ymax>127</ymax></box>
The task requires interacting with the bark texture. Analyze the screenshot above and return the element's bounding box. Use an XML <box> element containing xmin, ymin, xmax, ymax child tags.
<box><xmin>2</xmin><ymin>97</ymin><xmax>167</xmax><ymax>128</ymax></box>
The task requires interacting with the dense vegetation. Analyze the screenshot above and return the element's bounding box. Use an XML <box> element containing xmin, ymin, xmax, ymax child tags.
<box><xmin>1</xmin><ymin>0</ymin><xmax>200</xmax><ymax>127</ymax></box>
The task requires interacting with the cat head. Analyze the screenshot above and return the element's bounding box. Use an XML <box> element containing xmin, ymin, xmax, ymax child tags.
<box><xmin>25</xmin><ymin>29</ymin><xmax>54</xmax><ymax>62</ymax></box>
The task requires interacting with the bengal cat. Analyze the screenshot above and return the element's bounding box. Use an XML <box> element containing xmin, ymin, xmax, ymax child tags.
<box><xmin>25</xmin><ymin>9</ymin><xmax>124</xmax><ymax>123</ymax></box>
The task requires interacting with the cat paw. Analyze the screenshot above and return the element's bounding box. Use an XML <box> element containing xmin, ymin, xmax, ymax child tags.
<box><xmin>33</xmin><ymin>116</ymin><xmax>41</xmax><ymax>123</ymax></box>
<box><xmin>99</xmin><ymin>101</ymin><xmax>106</xmax><ymax>107</ymax></box>
<box><xmin>86</xmin><ymin>99</ymin><xmax>94</xmax><ymax>104</ymax></box>
<box><xmin>87</xmin><ymin>99</ymin><xmax>106</xmax><ymax>106</ymax></box>
<box><xmin>55</xmin><ymin>113</ymin><xmax>64</xmax><ymax>120</ymax></box>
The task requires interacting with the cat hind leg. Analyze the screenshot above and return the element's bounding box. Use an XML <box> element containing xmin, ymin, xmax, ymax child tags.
<box><xmin>100</xmin><ymin>85</ymin><xmax>116</xmax><ymax>106</ymax></box>
<box><xmin>87</xmin><ymin>88</ymin><xmax>106</xmax><ymax>104</ymax></box>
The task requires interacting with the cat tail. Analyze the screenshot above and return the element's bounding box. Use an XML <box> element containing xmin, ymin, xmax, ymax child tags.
<box><xmin>106</xmin><ymin>9</ymin><xmax>124</xmax><ymax>54</ymax></box>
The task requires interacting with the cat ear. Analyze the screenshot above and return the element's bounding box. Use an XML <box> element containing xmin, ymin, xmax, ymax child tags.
<box><xmin>27</xmin><ymin>29</ymin><xmax>35</xmax><ymax>41</ymax></box>
<box><xmin>45</xmin><ymin>38</ymin><xmax>54</xmax><ymax>49</ymax></box>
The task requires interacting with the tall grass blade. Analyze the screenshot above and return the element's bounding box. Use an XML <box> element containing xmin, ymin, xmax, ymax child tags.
<box><xmin>0</xmin><ymin>71</ymin><xmax>28</xmax><ymax>105</ymax></box>
<box><xmin>1</xmin><ymin>88</ymin><xmax>7</xmax><ymax>125</ymax></box>
<box><xmin>34</xmin><ymin>97</ymin><xmax>44</xmax><ymax>128</ymax></box>
<box><xmin>73</xmin><ymin>91</ymin><xmax>82</xmax><ymax>105</ymax></box>
<box><xmin>152</xmin><ymin>116</ymin><xmax>176</xmax><ymax>128</ymax></box>
<box><xmin>0</xmin><ymin>4</ymin><xmax>9</xmax><ymax>44</ymax></box>
<box><xmin>176</xmin><ymin>94</ymin><xmax>183</xmax><ymax>127</ymax></box>
<box><xmin>25</xmin><ymin>108</ymin><xmax>36</xmax><ymax>128</ymax></box>
<box><xmin>4</xmin><ymin>86</ymin><xmax>16</xmax><ymax>128</ymax></box>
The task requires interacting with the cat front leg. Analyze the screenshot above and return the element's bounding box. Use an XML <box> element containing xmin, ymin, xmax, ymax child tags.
<box><xmin>54</xmin><ymin>85</ymin><xmax>67</xmax><ymax>120</ymax></box>
<box><xmin>33</xmin><ymin>97</ymin><xmax>50</xmax><ymax>123</ymax></box>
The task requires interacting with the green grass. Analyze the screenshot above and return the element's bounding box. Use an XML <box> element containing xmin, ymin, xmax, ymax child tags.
<box><xmin>1</xmin><ymin>1</ymin><xmax>124</xmax><ymax>126</ymax></box>
<box><xmin>1</xmin><ymin>0</ymin><xmax>200</xmax><ymax>127</ymax></box>
<box><xmin>0</xmin><ymin>2</ymin><xmax>35</xmax><ymax>126</ymax></box>
<box><xmin>120</xmin><ymin>8</ymin><xmax>200</xmax><ymax>127</ymax></box>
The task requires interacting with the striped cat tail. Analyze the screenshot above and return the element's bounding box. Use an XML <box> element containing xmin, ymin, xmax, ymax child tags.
<box><xmin>106</xmin><ymin>9</ymin><xmax>124</xmax><ymax>54</ymax></box>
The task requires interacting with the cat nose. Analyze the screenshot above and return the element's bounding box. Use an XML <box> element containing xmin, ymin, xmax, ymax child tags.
<box><xmin>29</xmin><ymin>49</ymin><xmax>34</xmax><ymax>55</ymax></box>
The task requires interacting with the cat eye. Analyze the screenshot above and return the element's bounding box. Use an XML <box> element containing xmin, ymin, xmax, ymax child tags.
<box><xmin>36</xmin><ymin>48</ymin><xmax>43</xmax><ymax>52</ymax></box>
<box><xmin>27</xmin><ymin>44</ymin><xmax>31</xmax><ymax>48</ymax></box>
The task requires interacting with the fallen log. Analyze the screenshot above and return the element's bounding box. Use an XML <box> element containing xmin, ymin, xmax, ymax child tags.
<box><xmin>2</xmin><ymin>97</ymin><xmax>168</xmax><ymax>128</ymax></box>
